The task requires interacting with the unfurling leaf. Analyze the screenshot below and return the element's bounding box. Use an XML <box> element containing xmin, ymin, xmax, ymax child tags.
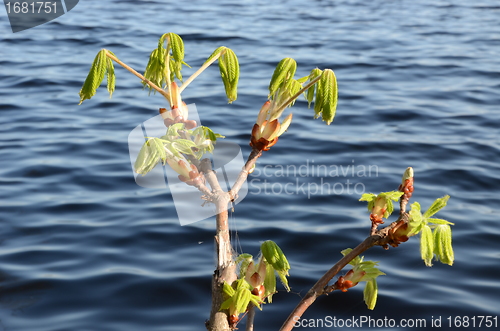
<box><xmin>146</xmin><ymin>32</ymin><xmax>188</xmax><ymax>89</ymax></box>
<box><xmin>408</xmin><ymin>202</ymin><xmax>424</xmax><ymax>236</ymax></box>
<box><xmin>341</xmin><ymin>248</ymin><xmax>362</xmax><ymax>266</ymax></box>
<box><xmin>306</xmin><ymin>68</ymin><xmax>323</xmax><ymax>108</ymax></box>
<box><xmin>143</xmin><ymin>47</ymin><xmax>167</xmax><ymax>91</ymax></box>
<box><xmin>427</xmin><ymin>218</ymin><xmax>455</xmax><ymax>226</ymax></box>
<box><xmin>263</xmin><ymin>263</ymin><xmax>277</xmax><ymax>303</ymax></box>
<box><xmin>313</xmin><ymin>69</ymin><xmax>338</xmax><ymax>125</ymax></box>
<box><xmin>260</xmin><ymin>240</ymin><xmax>290</xmax><ymax>274</ymax></box>
<box><xmin>167</xmin><ymin>32</ymin><xmax>185</xmax><ymax>63</ymax></box>
<box><xmin>79</xmin><ymin>49</ymin><xmax>115</xmax><ymax>104</ymax></box>
<box><xmin>236</xmin><ymin>253</ymin><xmax>253</xmax><ymax>279</ymax></box>
<box><xmin>433</xmin><ymin>224</ymin><xmax>454</xmax><ymax>266</ymax></box>
<box><xmin>234</xmin><ymin>286</ymin><xmax>252</xmax><ymax>315</ymax></box>
<box><xmin>220</xmin><ymin>279</ymin><xmax>262</xmax><ymax>315</ymax></box>
<box><xmin>423</xmin><ymin>195</ymin><xmax>450</xmax><ymax>218</ymax></box>
<box><xmin>420</xmin><ymin>225</ymin><xmax>434</xmax><ymax>267</ymax></box>
<box><xmin>260</xmin><ymin>240</ymin><xmax>290</xmax><ymax>293</ymax></box>
<box><xmin>218</xmin><ymin>48</ymin><xmax>239</xmax><ymax>103</ymax></box>
<box><xmin>134</xmin><ymin>139</ymin><xmax>162</xmax><ymax>175</ymax></box>
<box><xmin>359</xmin><ymin>193</ymin><xmax>377</xmax><ymax>212</ymax></box>
<box><xmin>106</xmin><ymin>56</ymin><xmax>115</xmax><ymax>97</ymax></box>
<box><xmin>363</xmin><ymin>279</ymin><xmax>378</xmax><ymax>310</ymax></box>
<box><xmin>269</xmin><ymin>58</ymin><xmax>297</xmax><ymax>97</ymax></box>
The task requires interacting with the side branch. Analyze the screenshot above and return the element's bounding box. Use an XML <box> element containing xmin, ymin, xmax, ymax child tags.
<box><xmin>279</xmin><ymin>215</ymin><xmax>408</xmax><ymax>331</ymax></box>
<box><xmin>105</xmin><ymin>52</ymin><xmax>170</xmax><ymax>100</ymax></box>
<box><xmin>228</xmin><ymin>148</ymin><xmax>262</xmax><ymax>201</ymax></box>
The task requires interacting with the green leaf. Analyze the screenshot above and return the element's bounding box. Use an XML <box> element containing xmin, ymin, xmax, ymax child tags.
<box><xmin>249</xmin><ymin>294</ymin><xmax>264</xmax><ymax>310</ymax></box>
<box><xmin>222</xmin><ymin>281</ymin><xmax>235</xmax><ymax>297</ymax></box>
<box><xmin>385</xmin><ymin>199</ymin><xmax>395</xmax><ymax>218</ymax></box>
<box><xmin>341</xmin><ymin>248</ymin><xmax>362</xmax><ymax>266</ymax></box>
<box><xmin>219</xmin><ymin>298</ymin><xmax>233</xmax><ymax>311</ymax></box>
<box><xmin>359</xmin><ymin>193</ymin><xmax>376</xmax><ymax>202</ymax></box>
<box><xmin>315</xmin><ymin>69</ymin><xmax>338</xmax><ymax>125</ymax></box>
<box><xmin>167</xmin><ymin>32</ymin><xmax>184</xmax><ymax>63</ymax></box>
<box><xmin>236</xmin><ymin>254</ymin><xmax>254</xmax><ymax>278</ymax></box>
<box><xmin>306</xmin><ymin>68</ymin><xmax>322</xmax><ymax>108</ymax></box>
<box><xmin>143</xmin><ymin>47</ymin><xmax>167</xmax><ymax>91</ymax></box>
<box><xmin>408</xmin><ymin>202</ymin><xmax>423</xmax><ymax>236</ymax></box>
<box><xmin>263</xmin><ymin>263</ymin><xmax>277</xmax><ymax>303</ymax></box>
<box><xmin>423</xmin><ymin>195</ymin><xmax>450</xmax><ymax>218</ymax></box>
<box><xmin>233</xmin><ymin>287</ymin><xmax>251</xmax><ymax>315</ymax></box>
<box><xmin>260</xmin><ymin>240</ymin><xmax>290</xmax><ymax>273</ymax></box>
<box><xmin>296</xmin><ymin>75</ymin><xmax>309</xmax><ymax>84</ymax></box>
<box><xmin>149</xmin><ymin>138</ymin><xmax>167</xmax><ymax>165</ymax></box>
<box><xmin>269</xmin><ymin>58</ymin><xmax>297</xmax><ymax>97</ymax></box>
<box><xmin>420</xmin><ymin>225</ymin><xmax>434</xmax><ymax>267</ymax></box>
<box><xmin>433</xmin><ymin>225</ymin><xmax>454</xmax><ymax>266</ymax></box>
<box><xmin>165</xmin><ymin>123</ymin><xmax>186</xmax><ymax>137</ymax></box>
<box><xmin>106</xmin><ymin>55</ymin><xmax>115</xmax><ymax>98</ymax></box>
<box><xmin>383</xmin><ymin>191</ymin><xmax>405</xmax><ymax>201</ymax></box>
<box><xmin>151</xmin><ymin>32</ymin><xmax>188</xmax><ymax>85</ymax></box>
<box><xmin>363</xmin><ymin>279</ymin><xmax>378</xmax><ymax>310</ymax></box>
<box><xmin>79</xmin><ymin>49</ymin><xmax>109</xmax><ymax>104</ymax></box>
<box><xmin>427</xmin><ymin>218</ymin><xmax>455</xmax><ymax>226</ymax></box>
<box><xmin>171</xmin><ymin>139</ymin><xmax>198</xmax><ymax>155</ymax></box>
<box><xmin>134</xmin><ymin>140</ymin><xmax>161</xmax><ymax>175</ymax></box>
<box><xmin>218</xmin><ymin>48</ymin><xmax>239</xmax><ymax>103</ymax></box>
<box><xmin>359</xmin><ymin>193</ymin><xmax>376</xmax><ymax>212</ymax></box>
<box><xmin>199</xmin><ymin>126</ymin><xmax>225</xmax><ymax>141</ymax></box>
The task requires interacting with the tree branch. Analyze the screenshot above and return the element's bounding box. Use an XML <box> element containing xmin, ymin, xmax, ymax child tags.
<box><xmin>228</xmin><ymin>148</ymin><xmax>262</xmax><ymax>201</ymax></box>
<box><xmin>279</xmin><ymin>212</ymin><xmax>410</xmax><ymax>331</ymax></box>
<box><xmin>105</xmin><ymin>52</ymin><xmax>170</xmax><ymax>100</ymax></box>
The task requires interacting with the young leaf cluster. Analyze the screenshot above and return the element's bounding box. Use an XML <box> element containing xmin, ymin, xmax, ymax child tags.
<box><xmin>79</xmin><ymin>49</ymin><xmax>116</xmax><ymax>104</ymax></box>
<box><xmin>228</xmin><ymin>240</ymin><xmax>290</xmax><ymax>313</ymax></box>
<box><xmin>143</xmin><ymin>32</ymin><xmax>190</xmax><ymax>93</ymax></box>
<box><xmin>408</xmin><ymin>195</ymin><xmax>454</xmax><ymax>266</ymax></box>
<box><xmin>221</xmin><ymin>279</ymin><xmax>263</xmax><ymax>316</ymax></box>
<box><xmin>134</xmin><ymin>123</ymin><xmax>224</xmax><ymax>175</ymax></box>
<box><xmin>204</xmin><ymin>46</ymin><xmax>240</xmax><ymax>103</ymax></box>
<box><xmin>359</xmin><ymin>191</ymin><xmax>404</xmax><ymax>219</ymax></box>
<box><xmin>260</xmin><ymin>240</ymin><xmax>291</xmax><ymax>295</ymax></box>
<box><xmin>341</xmin><ymin>248</ymin><xmax>385</xmax><ymax>310</ymax></box>
<box><xmin>309</xmin><ymin>68</ymin><xmax>338</xmax><ymax>125</ymax></box>
<box><xmin>266</xmin><ymin>59</ymin><xmax>338</xmax><ymax>124</ymax></box>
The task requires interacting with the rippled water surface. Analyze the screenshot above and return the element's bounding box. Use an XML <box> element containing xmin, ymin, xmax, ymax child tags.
<box><xmin>1</xmin><ymin>0</ymin><xmax>499</xmax><ymax>330</ymax></box>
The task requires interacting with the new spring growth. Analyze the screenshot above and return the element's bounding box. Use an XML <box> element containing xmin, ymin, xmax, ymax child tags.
<box><xmin>220</xmin><ymin>278</ymin><xmax>263</xmax><ymax>328</ymax></box>
<box><xmin>399</xmin><ymin>167</ymin><xmax>414</xmax><ymax>200</ymax></box>
<box><xmin>359</xmin><ymin>191</ymin><xmax>404</xmax><ymax>225</ymax></box>
<box><xmin>222</xmin><ymin>241</ymin><xmax>290</xmax><ymax>327</ymax></box>
<box><xmin>249</xmin><ymin>59</ymin><xmax>340</xmax><ymax>151</ymax></box>
<box><xmin>335</xmin><ymin>249</ymin><xmax>385</xmax><ymax>310</ymax></box>
<box><xmin>250</xmin><ymin>100</ymin><xmax>293</xmax><ymax>151</ymax></box>
<box><xmin>134</xmin><ymin>123</ymin><xmax>223</xmax><ymax>184</ymax></box>
<box><xmin>235</xmin><ymin>241</ymin><xmax>291</xmax><ymax>304</ymax></box>
<box><xmin>407</xmin><ymin>196</ymin><xmax>454</xmax><ymax>266</ymax></box>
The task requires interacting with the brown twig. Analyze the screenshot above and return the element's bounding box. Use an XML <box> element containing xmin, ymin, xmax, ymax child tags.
<box><xmin>246</xmin><ymin>306</ymin><xmax>255</xmax><ymax>331</ymax></box>
<box><xmin>279</xmin><ymin>167</ymin><xmax>415</xmax><ymax>331</ymax></box>
<box><xmin>228</xmin><ymin>148</ymin><xmax>262</xmax><ymax>201</ymax></box>
<box><xmin>279</xmin><ymin>217</ymin><xmax>408</xmax><ymax>331</ymax></box>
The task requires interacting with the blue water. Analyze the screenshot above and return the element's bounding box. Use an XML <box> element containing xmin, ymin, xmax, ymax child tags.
<box><xmin>1</xmin><ymin>0</ymin><xmax>499</xmax><ymax>330</ymax></box>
